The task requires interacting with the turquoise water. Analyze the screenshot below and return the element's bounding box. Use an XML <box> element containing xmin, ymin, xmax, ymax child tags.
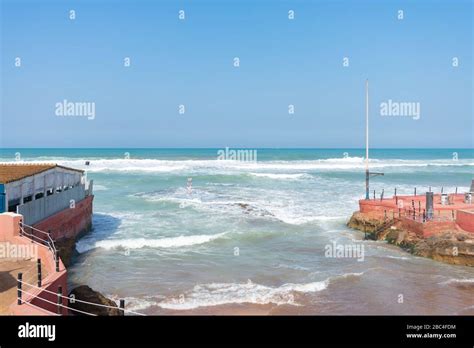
<box><xmin>1</xmin><ymin>148</ymin><xmax>473</xmax><ymax>314</ymax></box>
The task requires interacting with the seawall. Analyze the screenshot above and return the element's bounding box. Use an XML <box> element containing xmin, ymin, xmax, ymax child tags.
<box><xmin>33</xmin><ymin>195</ymin><xmax>93</xmax><ymax>266</ymax></box>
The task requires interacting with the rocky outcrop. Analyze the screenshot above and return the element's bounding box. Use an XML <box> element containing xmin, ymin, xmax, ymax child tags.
<box><xmin>413</xmin><ymin>232</ymin><xmax>474</xmax><ymax>266</ymax></box>
<box><xmin>347</xmin><ymin>212</ymin><xmax>386</xmax><ymax>234</ymax></box>
<box><xmin>347</xmin><ymin>212</ymin><xmax>474</xmax><ymax>266</ymax></box>
<box><xmin>69</xmin><ymin>285</ymin><xmax>123</xmax><ymax>316</ymax></box>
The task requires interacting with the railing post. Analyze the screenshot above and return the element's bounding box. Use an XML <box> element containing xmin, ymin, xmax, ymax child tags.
<box><xmin>373</xmin><ymin>190</ymin><xmax>375</xmax><ymax>200</ymax></box>
<box><xmin>380</xmin><ymin>189</ymin><xmax>384</xmax><ymax>201</ymax></box>
<box><xmin>120</xmin><ymin>299</ymin><xmax>125</xmax><ymax>313</ymax></box>
<box><xmin>57</xmin><ymin>286</ymin><xmax>62</xmax><ymax>315</ymax></box>
<box><xmin>37</xmin><ymin>259</ymin><xmax>42</xmax><ymax>287</ymax></box>
<box><xmin>55</xmin><ymin>250</ymin><xmax>60</xmax><ymax>272</ymax></box>
<box><xmin>17</xmin><ymin>273</ymin><xmax>23</xmax><ymax>305</ymax></box>
<box><xmin>423</xmin><ymin>209</ymin><xmax>426</xmax><ymax>223</ymax></box>
<box><xmin>455</xmin><ymin>187</ymin><xmax>458</xmax><ymax>194</ymax></box>
<box><xmin>414</xmin><ymin>187</ymin><xmax>417</xmax><ymax>196</ymax></box>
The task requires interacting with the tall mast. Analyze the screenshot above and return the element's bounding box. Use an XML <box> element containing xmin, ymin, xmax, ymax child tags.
<box><xmin>365</xmin><ymin>79</ymin><xmax>370</xmax><ymax>200</ymax></box>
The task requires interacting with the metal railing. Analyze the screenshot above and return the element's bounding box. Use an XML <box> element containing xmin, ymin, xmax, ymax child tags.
<box><xmin>398</xmin><ymin>208</ymin><xmax>457</xmax><ymax>223</ymax></box>
<box><xmin>16</xmin><ymin>276</ymin><xmax>145</xmax><ymax>316</ymax></box>
<box><xmin>19</xmin><ymin>222</ymin><xmax>58</xmax><ymax>266</ymax></box>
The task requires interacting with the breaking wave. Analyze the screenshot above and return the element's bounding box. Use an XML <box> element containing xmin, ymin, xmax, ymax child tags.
<box><xmin>76</xmin><ymin>233</ymin><xmax>227</xmax><ymax>253</ymax></box>
<box><xmin>4</xmin><ymin>157</ymin><xmax>472</xmax><ymax>174</ymax></box>
<box><xmin>158</xmin><ymin>272</ymin><xmax>364</xmax><ymax>310</ymax></box>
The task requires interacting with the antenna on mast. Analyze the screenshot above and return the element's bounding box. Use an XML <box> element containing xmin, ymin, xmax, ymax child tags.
<box><xmin>365</xmin><ymin>80</ymin><xmax>369</xmax><ymax>200</ymax></box>
<box><xmin>365</xmin><ymin>79</ymin><xmax>383</xmax><ymax>200</ymax></box>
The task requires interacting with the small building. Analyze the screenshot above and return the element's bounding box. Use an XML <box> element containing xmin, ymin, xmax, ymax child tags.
<box><xmin>0</xmin><ymin>163</ymin><xmax>93</xmax><ymax>225</ymax></box>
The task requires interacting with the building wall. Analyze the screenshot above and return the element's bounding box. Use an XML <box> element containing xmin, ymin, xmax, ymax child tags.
<box><xmin>33</xmin><ymin>195</ymin><xmax>93</xmax><ymax>241</ymax></box>
<box><xmin>400</xmin><ymin>217</ymin><xmax>458</xmax><ymax>238</ymax></box>
<box><xmin>456</xmin><ymin>210</ymin><xmax>474</xmax><ymax>233</ymax></box>
<box><xmin>18</xmin><ymin>185</ymin><xmax>86</xmax><ymax>225</ymax></box>
<box><xmin>5</xmin><ymin>167</ymin><xmax>82</xmax><ymax>204</ymax></box>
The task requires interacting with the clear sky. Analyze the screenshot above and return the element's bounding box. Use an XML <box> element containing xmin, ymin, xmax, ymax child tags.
<box><xmin>1</xmin><ymin>0</ymin><xmax>472</xmax><ymax>148</ymax></box>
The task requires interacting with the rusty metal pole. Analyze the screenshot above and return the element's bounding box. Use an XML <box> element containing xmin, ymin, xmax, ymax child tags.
<box><xmin>17</xmin><ymin>273</ymin><xmax>23</xmax><ymax>305</ymax></box>
<box><xmin>57</xmin><ymin>286</ymin><xmax>63</xmax><ymax>315</ymax></box>
<box><xmin>37</xmin><ymin>259</ymin><xmax>42</xmax><ymax>287</ymax></box>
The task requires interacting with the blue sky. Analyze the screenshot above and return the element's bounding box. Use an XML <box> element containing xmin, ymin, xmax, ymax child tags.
<box><xmin>1</xmin><ymin>0</ymin><xmax>472</xmax><ymax>148</ymax></box>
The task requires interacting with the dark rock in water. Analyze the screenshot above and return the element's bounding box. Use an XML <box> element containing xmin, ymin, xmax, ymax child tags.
<box><xmin>69</xmin><ymin>285</ymin><xmax>123</xmax><ymax>316</ymax></box>
<box><xmin>237</xmin><ymin>203</ymin><xmax>249</xmax><ymax>209</ymax></box>
<box><xmin>55</xmin><ymin>238</ymin><xmax>77</xmax><ymax>268</ymax></box>
<box><xmin>234</xmin><ymin>202</ymin><xmax>273</xmax><ymax>217</ymax></box>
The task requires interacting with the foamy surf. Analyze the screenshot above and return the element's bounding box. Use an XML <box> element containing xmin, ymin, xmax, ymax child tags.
<box><xmin>76</xmin><ymin>233</ymin><xmax>227</xmax><ymax>253</ymax></box>
<box><xmin>157</xmin><ymin>279</ymin><xmax>329</xmax><ymax>310</ymax></box>
<box><xmin>141</xmin><ymin>187</ymin><xmax>349</xmax><ymax>226</ymax></box>
<box><xmin>440</xmin><ymin>278</ymin><xmax>474</xmax><ymax>285</ymax></box>
<box><xmin>157</xmin><ymin>272</ymin><xmax>365</xmax><ymax>310</ymax></box>
<box><xmin>3</xmin><ymin>157</ymin><xmax>472</xmax><ymax>174</ymax></box>
<box><xmin>248</xmin><ymin>173</ymin><xmax>312</xmax><ymax>180</ymax></box>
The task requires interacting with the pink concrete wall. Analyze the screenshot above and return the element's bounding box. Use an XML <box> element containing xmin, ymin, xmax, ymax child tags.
<box><xmin>34</xmin><ymin>195</ymin><xmax>93</xmax><ymax>241</ymax></box>
<box><xmin>359</xmin><ymin>200</ymin><xmax>397</xmax><ymax>216</ymax></box>
<box><xmin>456</xmin><ymin>210</ymin><xmax>474</xmax><ymax>233</ymax></box>
<box><xmin>0</xmin><ymin>212</ymin><xmax>21</xmax><ymax>241</ymax></box>
<box><xmin>0</xmin><ymin>213</ymin><xmax>68</xmax><ymax>315</ymax></box>
<box><xmin>399</xmin><ymin>217</ymin><xmax>457</xmax><ymax>238</ymax></box>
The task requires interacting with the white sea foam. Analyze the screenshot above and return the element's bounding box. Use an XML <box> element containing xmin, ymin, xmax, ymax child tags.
<box><xmin>93</xmin><ymin>184</ymin><xmax>109</xmax><ymax>191</ymax></box>
<box><xmin>440</xmin><ymin>278</ymin><xmax>474</xmax><ymax>285</ymax></box>
<box><xmin>157</xmin><ymin>279</ymin><xmax>329</xmax><ymax>310</ymax></box>
<box><xmin>76</xmin><ymin>233</ymin><xmax>226</xmax><ymax>253</ymax></box>
<box><xmin>384</xmin><ymin>255</ymin><xmax>410</xmax><ymax>260</ymax></box>
<box><xmin>158</xmin><ymin>272</ymin><xmax>364</xmax><ymax>310</ymax></box>
<box><xmin>4</xmin><ymin>157</ymin><xmax>472</xmax><ymax>174</ymax></box>
<box><xmin>150</xmin><ymin>194</ymin><xmax>341</xmax><ymax>225</ymax></box>
<box><xmin>249</xmin><ymin>173</ymin><xmax>312</xmax><ymax>180</ymax></box>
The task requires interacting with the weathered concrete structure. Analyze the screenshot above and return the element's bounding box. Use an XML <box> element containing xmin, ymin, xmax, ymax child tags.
<box><xmin>0</xmin><ymin>163</ymin><xmax>93</xmax><ymax>225</ymax></box>
<box><xmin>348</xmin><ymin>189</ymin><xmax>474</xmax><ymax>266</ymax></box>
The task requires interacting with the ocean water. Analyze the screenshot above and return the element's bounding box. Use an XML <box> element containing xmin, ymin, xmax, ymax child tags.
<box><xmin>1</xmin><ymin>148</ymin><xmax>473</xmax><ymax>315</ymax></box>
